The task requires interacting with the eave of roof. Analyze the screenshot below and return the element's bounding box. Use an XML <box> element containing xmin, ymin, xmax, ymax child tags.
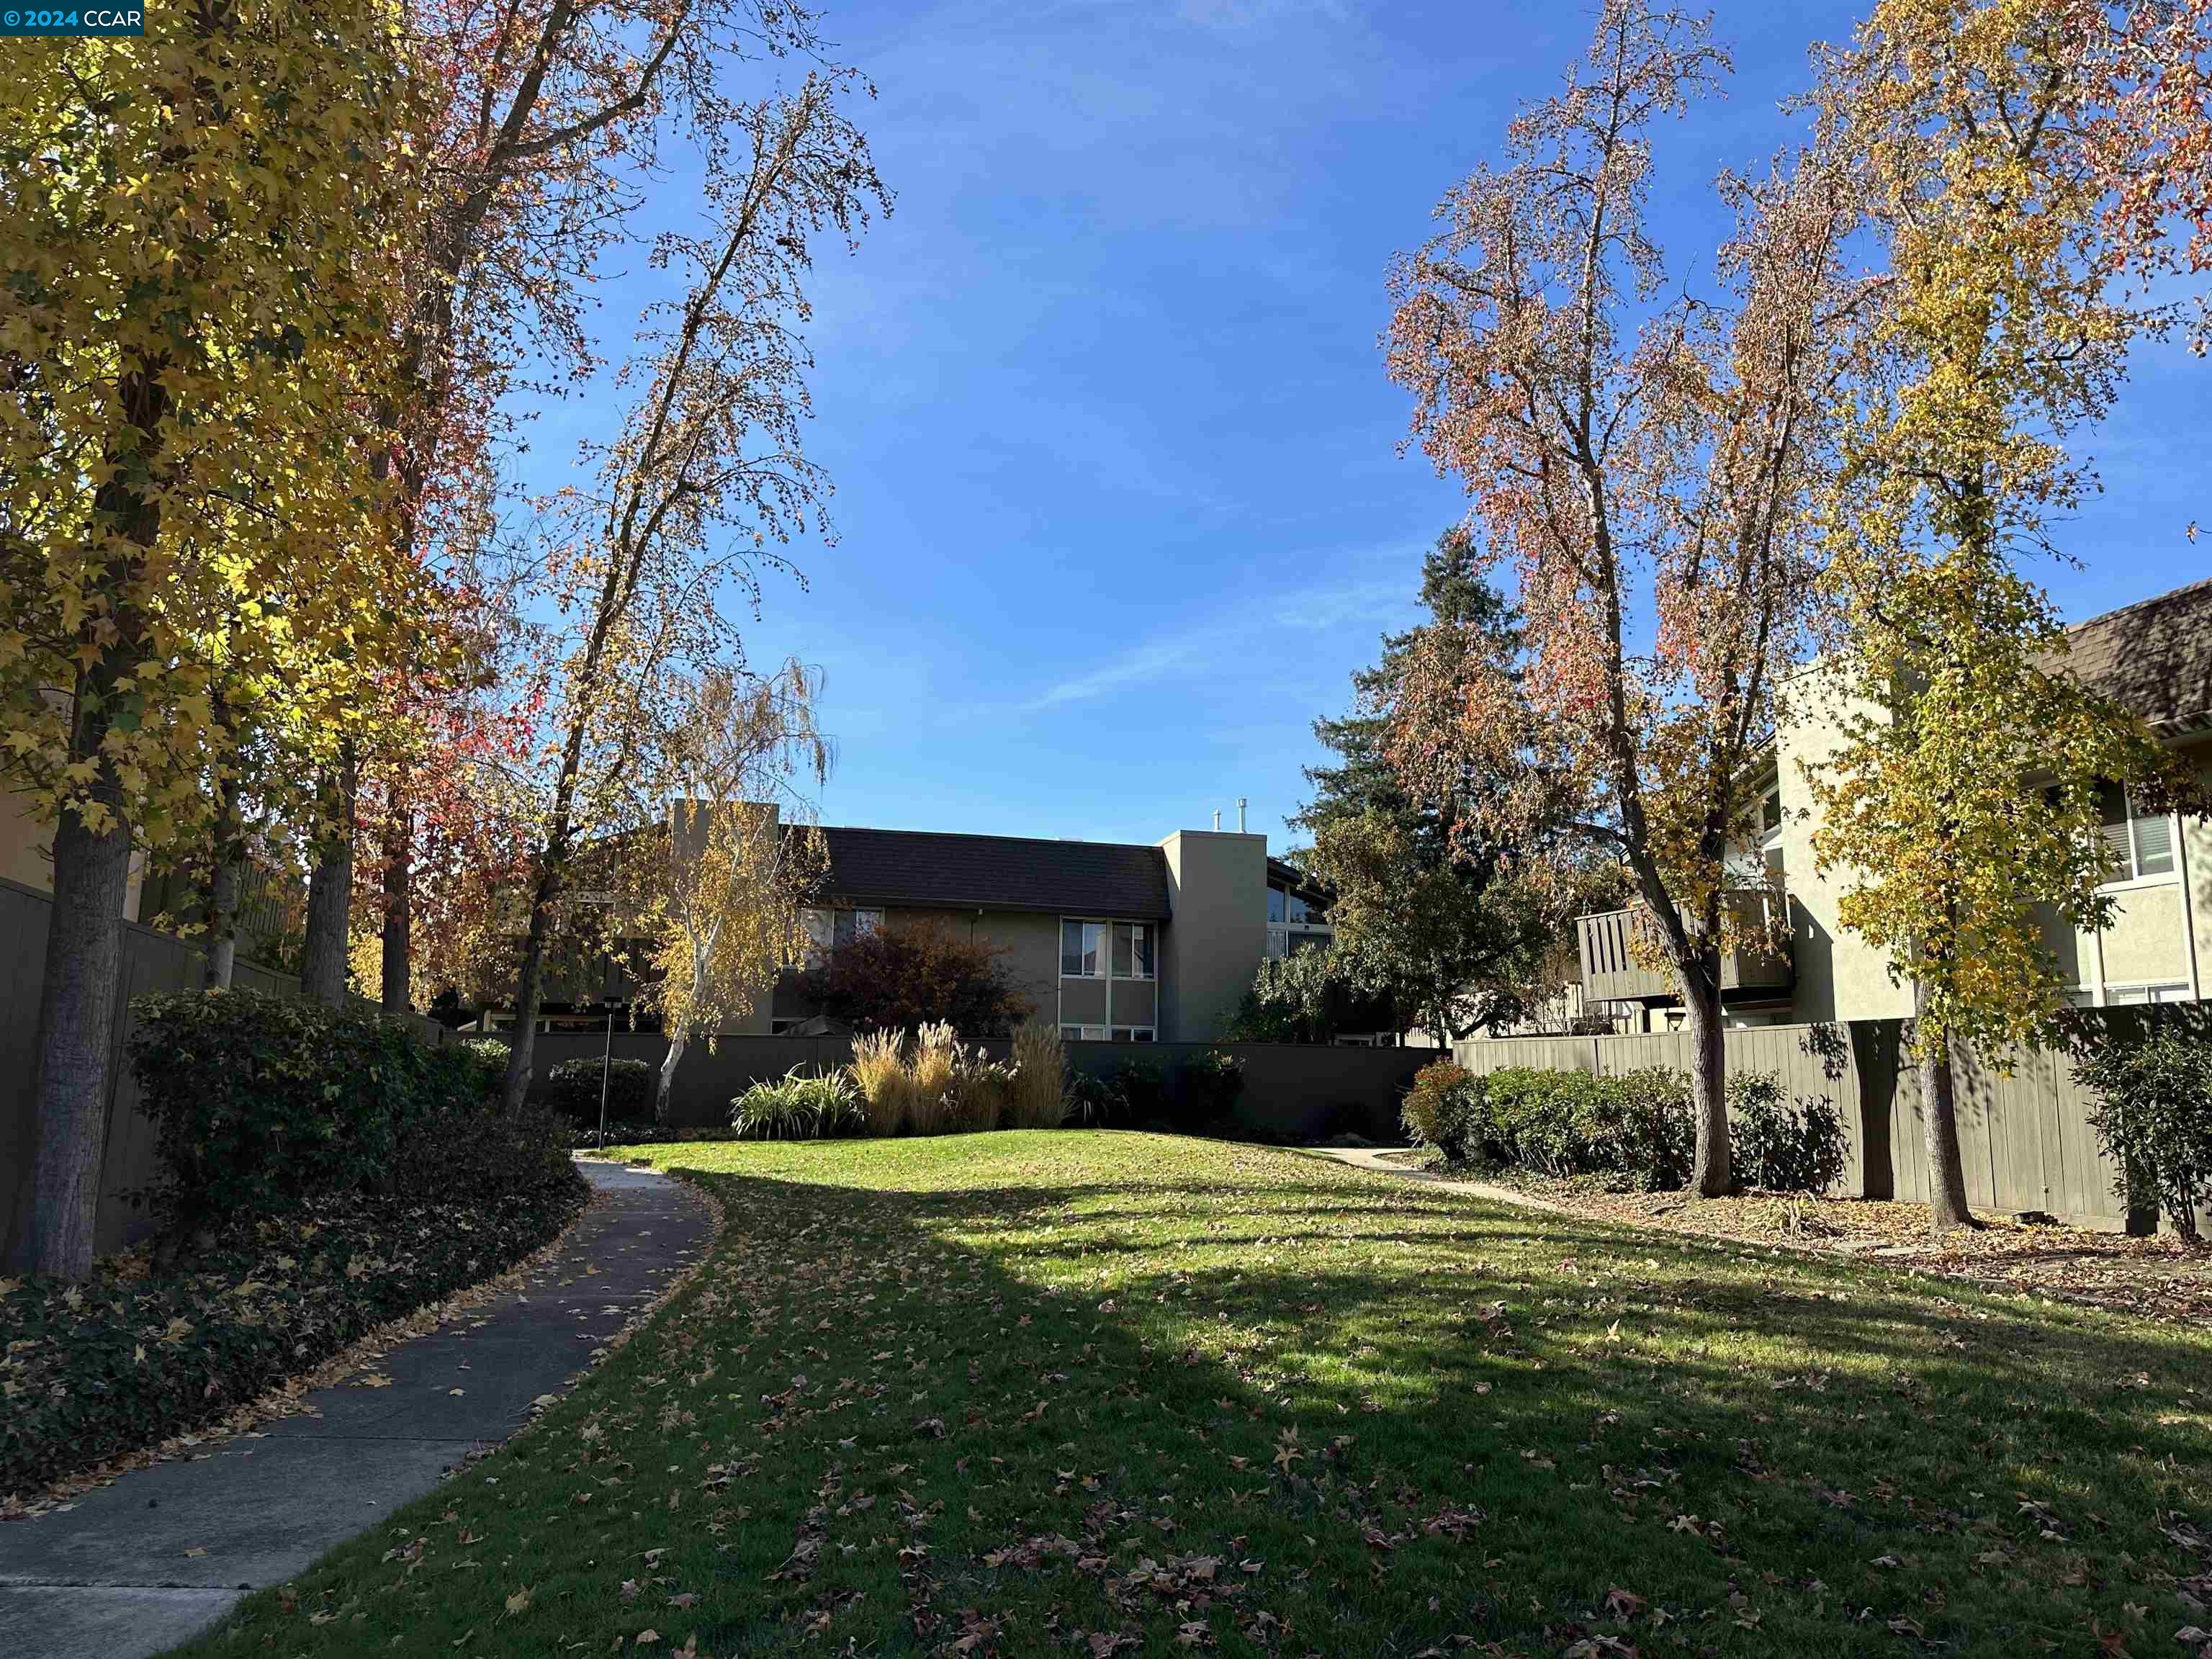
<box><xmin>2042</xmin><ymin>575</ymin><xmax>2212</xmax><ymax>734</ymax></box>
<box><xmin>814</xmin><ymin>824</ymin><xmax>1172</xmax><ymax>920</ymax></box>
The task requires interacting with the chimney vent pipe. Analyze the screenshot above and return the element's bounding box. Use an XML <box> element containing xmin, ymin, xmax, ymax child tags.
<box><xmin>1237</xmin><ymin>797</ymin><xmax>1247</xmax><ymax>833</ymax></box>
<box><xmin>1212</xmin><ymin>809</ymin><xmax>1220</xmax><ymax>831</ymax></box>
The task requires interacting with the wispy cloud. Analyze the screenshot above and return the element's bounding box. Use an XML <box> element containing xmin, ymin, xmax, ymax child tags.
<box><xmin>1028</xmin><ymin>635</ymin><xmax>1213</xmax><ymax>709</ymax></box>
<box><xmin>1012</xmin><ymin>542</ymin><xmax>1429</xmax><ymax>713</ymax></box>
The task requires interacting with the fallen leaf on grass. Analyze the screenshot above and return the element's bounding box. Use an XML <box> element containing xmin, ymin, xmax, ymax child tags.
<box><xmin>504</xmin><ymin>1587</ymin><xmax>531</xmax><ymax>1617</ymax></box>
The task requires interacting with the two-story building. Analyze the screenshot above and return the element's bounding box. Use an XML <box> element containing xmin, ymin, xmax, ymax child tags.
<box><xmin>1573</xmin><ymin>575</ymin><xmax>2212</xmax><ymax>1031</ymax></box>
<box><xmin>748</xmin><ymin>821</ymin><xmax>1336</xmax><ymax>1042</ymax></box>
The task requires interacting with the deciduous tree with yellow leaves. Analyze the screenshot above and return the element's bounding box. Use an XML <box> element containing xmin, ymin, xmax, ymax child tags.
<box><xmin>1807</xmin><ymin>0</ymin><xmax>2200</xmax><ymax>1231</ymax></box>
<box><xmin>495</xmin><ymin>73</ymin><xmax>886</xmax><ymax>1113</ymax></box>
<box><xmin>616</xmin><ymin>665</ymin><xmax>830</xmax><ymax>1123</ymax></box>
<box><xmin>0</xmin><ymin>0</ymin><xmax>426</xmax><ymax>1278</ymax></box>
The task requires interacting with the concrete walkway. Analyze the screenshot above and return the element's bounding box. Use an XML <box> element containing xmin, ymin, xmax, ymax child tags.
<box><xmin>1301</xmin><ymin>1143</ymin><xmax>1586</xmax><ymax>1218</ymax></box>
<box><xmin>0</xmin><ymin>1161</ymin><xmax>711</xmax><ymax>1659</ymax></box>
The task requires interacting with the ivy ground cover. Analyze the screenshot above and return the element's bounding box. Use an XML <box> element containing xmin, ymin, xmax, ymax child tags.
<box><xmin>185</xmin><ymin>1133</ymin><xmax>2212</xmax><ymax>1658</ymax></box>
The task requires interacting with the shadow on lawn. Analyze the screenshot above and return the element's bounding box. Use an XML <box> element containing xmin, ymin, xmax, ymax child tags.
<box><xmin>194</xmin><ymin>1151</ymin><xmax>2212</xmax><ymax>1659</ymax></box>
<box><xmin>706</xmin><ymin>1161</ymin><xmax>2207</xmax><ymax>1652</ymax></box>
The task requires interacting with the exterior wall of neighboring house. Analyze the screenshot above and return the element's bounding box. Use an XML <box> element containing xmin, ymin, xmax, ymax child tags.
<box><xmin>2055</xmin><ymin>739</ymin><xmax>2210</xmax><ymax>1007</ymax></box>
<box><xmin>0</xmin><ymin>786</ymin><xmax>148</xmax><ymax>922</ymax></box>
<box><xmin>1773</xmin><ymin>660</ymin><xmax>1915</xmax><ymax>1025</ymax></box>
<box><xmin>894</xmin><ymin>905</ymin><xmax>1062</xmax><ymax>1028</ymax></box>
<box><xmin>1156</xmin><ymin>829</ymin><xmax>1267</xmax><ymax>1042</ymax></box>
<box><xmin>579</xmin><ymin>817</ymin><xmax>1289</xmax><ymax>1045</ymax></box>
<box><xmin>1771</xmin><ymin>670</ymin><xmax>2209</xmax><ymax>1022</ymax></box>
<box><xmin>763</xmin><ymin>904</ymin><xmax>1072</xmax><ymax>1035</ymax></box>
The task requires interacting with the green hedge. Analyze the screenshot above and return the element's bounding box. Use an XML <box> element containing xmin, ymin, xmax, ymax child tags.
<box><xmin>0</xmin><ymin>991</ymin><xmax>593</xmax><ymax>1496</ymax></box>
<box><xmin>127</xmin><ymin>990</ymin><xmax>505</xmax><ymax>1232</ymax></box>
<box><xmin>1402</xmin><ymin>1062</ymin><xmax>1841</xmax><ymax>1195</ymax></box>
<box><xmin>545</xmin><ymin>1055</ymin><xmax>657</xmax><ymax>1125</ymax></box>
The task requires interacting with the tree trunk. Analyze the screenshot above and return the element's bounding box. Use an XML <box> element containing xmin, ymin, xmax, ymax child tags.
<box><xmin>202</xmin><ymin>769</ymin><xmax>243</xmax><ymax>990</ymax></box>
<box><xmin>379</xmin><ymin>804</ymin><xmax>411</xmax><ymax>1012</ymax></box>
<box><xmin>202</xmin><ymin>853</ymin><xmax>239</xmax><ymax>989</ymax></box>
<box><xmin>24</xmin><ymin>770</ymin><xmax>135</xmax><ymax>1280</ymax></box>
<box><xmin>23</xmin><ymin>364</ymin><xmax>166</xmax><ymax>1281</ymax></box>
<box><xmin>499</xmin><ymin>855</ymin><xmax>564</xmax><ymax>1114</ymax></box>
<box><xmin>1683</xmin><ymin>958</ymin><xmax>1732</xmax><ymax>1197</ymax></box>
<box><xmin>1915</xmin><ymin>984</ymin><xmax>1978</xmax><ymax>1231</ymax></box>
<box><xmin>656</xmin><ymin>1034</ymin><xmax>686</xmax><ymax>1126</ymax></box>
<box><xmin>300</xmin><ymin>746</ymin><xmax>356</xmax><ymax>1007</ymax></box>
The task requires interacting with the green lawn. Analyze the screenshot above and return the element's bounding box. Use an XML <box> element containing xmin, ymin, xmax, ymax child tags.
<box><xmin>184</xmin><ymin>1133</ymin><xmax>2212</xmax><ymax>1658</ymax></box>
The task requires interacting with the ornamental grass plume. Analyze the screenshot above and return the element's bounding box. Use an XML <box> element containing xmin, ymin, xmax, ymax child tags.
<box><xmin>908</xmin><ymin>1021</ymin><xmax>958</xmax><ymax>1136</ymax></box>
<box><xmin>850</xmin><ymin>1029</ymin><xmax>910</xmax><ymax>1136</ymax></box>
<box><xmin>1008</xmin><ymin>1020</ymin><xmax>1069</xmax><ymax>1129</ymax></box>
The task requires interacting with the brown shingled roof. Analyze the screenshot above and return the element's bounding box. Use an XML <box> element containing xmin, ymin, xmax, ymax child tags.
<box><xmin>815</xmin><ymin>826</ymin><xmax>1171</xmax><ymax>920</ymax></box>
<box><xmin>2049</xmin><ymin>576</ymin><xmax>2212</xmax><ymax>732</ymax></box>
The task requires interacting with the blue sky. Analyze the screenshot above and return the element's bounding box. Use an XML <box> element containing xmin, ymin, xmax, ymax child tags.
<box><xmin>521</xmin><ymin>0</ymin><xmax>2211</xmax><ymax>852</ymax></box>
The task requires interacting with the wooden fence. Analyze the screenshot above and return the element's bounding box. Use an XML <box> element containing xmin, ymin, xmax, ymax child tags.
<box><xmin>0</xmin><ymin>876</ymin><xmax>450</xmax><ymax>1261</ymax></box>
<box><xmin>1452</xmin><ymin>1015</ymin><xmax>2165</xmax><ymax>1228</ymax></box>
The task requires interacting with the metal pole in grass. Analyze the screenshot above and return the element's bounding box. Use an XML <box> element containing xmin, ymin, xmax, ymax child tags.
<box><xmin>598</xmin><ymin>1002</ymin><xmax>614</xmax><ymax>1148</ymax></box>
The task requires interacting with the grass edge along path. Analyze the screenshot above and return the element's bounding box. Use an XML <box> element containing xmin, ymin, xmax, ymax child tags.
<box><xmin>177</xmin><ymin>1132</ymin><xmax>2212</xmax><ymax>1659</ymax></box>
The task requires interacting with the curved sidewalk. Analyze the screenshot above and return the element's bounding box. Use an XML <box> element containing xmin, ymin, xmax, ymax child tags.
<box><xmin>0</xmin><ymin>1161</ymin><xmax>710</xmax><ymax>1659</ymax></box>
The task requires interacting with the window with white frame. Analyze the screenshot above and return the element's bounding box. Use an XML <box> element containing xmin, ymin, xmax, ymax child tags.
<box><xmin>2104</xmin><ymin>981</ymin><xmax>2191</xmax><ymax>1006</ymax></box>
<box><xmin>1112</xmin><ymin>920</ymin><xmax>1154</xmax><ymax>979</ymax></box>
<box><xmin>1109</xmin><ymin>1025</ymin><xmax>1155</xmax><ymax>1042</ymax></box>
<box><xmin>2099</xmin><ymin>783</ymin><xmax>2175</xmax><ymax>881</ymax></box>
<box><xmin>1061</xmin><ymin>919</ymin><xmax>1151</xmax><ymax>979</ymax></box>
<box><xmin>801</xmin><ymin>906</ymin><xmax>882</xmax><ymax>967</ymax></box>
<box><xmin>1061</xmin><ymin>920</ymin><xmax>1105</xmax><ymax>977</ymax></box>
<box><xmin>1061</xmin><ymin>1023</ymin><xmax>1107</xmax><ymax>1040</ymax></box>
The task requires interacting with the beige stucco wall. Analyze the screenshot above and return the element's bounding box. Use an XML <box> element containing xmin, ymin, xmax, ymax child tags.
<box><xmin>1</xmin><ymin>788</ymin><xmax>52</xmax><ymax>892</ymax></box>
<box><xmin>1156</xmin><ymin>830</ymin><xmax>1267</xmax><ymax>1041</ymax></box>
<box><xmin>2090</xmin><ymin>883</ymin><xmax>2190</xmax><ymax>987</ymax></box>
<box><xmin>1777</xmin><ymin>677</ymin><xmax>2212</xmax><ymax>1015</ymax></box>
<box><xmin>1773</xmin><ymin>662</ymin><xmax>1914</xmax><ymax>1024</ymax></box>
<box><xmin>2190</xmin><ymin>795</ymin><xmax>2212</xmax><ymax>992</ymax></box>
<box><xmin>0</xmin><ymin>787</ymin><xmax>146</xmax><ymax>919</ymax></box>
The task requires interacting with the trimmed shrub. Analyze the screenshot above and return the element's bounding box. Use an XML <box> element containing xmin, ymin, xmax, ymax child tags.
<box><xmin>1181</xmin><ymin>1050</ymin><xmax>1247</xmax><ymax>1128</ymax></box>
<box><xmin>2076</xmin><ymin>1025</ymin><xmax>2212</xmax><ymax>1238</ymax></box>
<box><xmin>1484</xmin><ymin>1066</ymin><xmax>1608</xmax><ymax>1174</ymax></box>
<box><xmin>1401</xmin><ymin>1061</ymin><xmax>1482</xmax><ymax>1162</ymax></box>
<box><xmin>22</xmin><ymin>990</ymin><xmax>589</xmax><ymax>1496</ymax></box>
<box><xmin>127</xmin><ymin>991</ymin><xmax>499</xmax><ymax>1234</ymax></box>
<box><xmin>1605</xmin><ymin>1067</ymin><xmax>1695</xmax><ymax>1191</ymax></box>
<box><xmin>1007</xmin><ymin>1022</ymin><xmax>1069</xmax><ymax>1129</ymax></box>
<box><xmin>1106</xmin><ymin>1058</ymin><xmax>1169</xmax><ymax>1126</ymax></box>
<box><xmin>1476</xmin><ymin>1065</ymin><xmax>1695</xmax><ymax>1190</ymax></box>
<box><xmin>457</xmin><ymin>1038</ymin><xmax>512</xmax><ymax>1101</ymax></box>
<box><xmin>731</xmin><ymin>1067</ymin><xmax>866</xmax><ymax>1141</ymax></box>
<box><xmin>544</xmin><ymin>1055</ymin><xmax>655</xmax><ymax>1125</ymax></box>
<box><xmin>1727</xmin><ymin>1071</ymin><xmax>1846</xmax><ymax>1195</ymax></box>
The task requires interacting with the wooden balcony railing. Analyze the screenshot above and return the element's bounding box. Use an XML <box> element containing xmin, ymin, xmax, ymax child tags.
<box><xmin>1576</xmin><ymin>889</ymin><xmax>1792</xmax><ymax>1005</ymax></box>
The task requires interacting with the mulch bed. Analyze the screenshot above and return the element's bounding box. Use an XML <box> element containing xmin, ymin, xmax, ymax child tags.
<box><xmin>1386</xmin><ymin>1154</ymin><xmax>2212</xmax><ymax>1326</ymax></box>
